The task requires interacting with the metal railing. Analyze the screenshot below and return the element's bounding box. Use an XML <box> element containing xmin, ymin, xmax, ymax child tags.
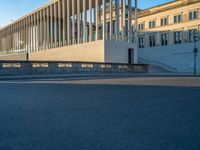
<box><xmin>138</xmin><ymin>57</ymin><xmax>177</xmax><ymax>73</ymax></box>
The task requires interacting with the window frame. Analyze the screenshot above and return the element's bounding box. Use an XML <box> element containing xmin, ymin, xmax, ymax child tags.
<box><xmin>149</xmin><ymin>20</ymin><xmax>156</xmax><ymax>28</ymax></box>
<box><xmin>161</xmin><ymin>17</ymin><xmax>168</xmax><ymax>26</ymax></box>
<box><xmin>174</xmin><ymin>31</ymin><xmax>182</xmax><ymax>44</ymax></box>
<box><xmin>189</xmin><ymin>10</ymin><xmax>198</xmax><ymax>20</ymax></box>
<box><xmin>149</xmin><ymin>35</ymin><xmax>156</xmax><ymax>47</ymax></box>
<box><xmin>161</xmin><ymin>33</ymin><xmax>168</xmax><ymax>46</ymax></box>
<box><xmin>139</xmin><ymin>37</ymin><xmax>145</xmax><ymax>48</ymax></box>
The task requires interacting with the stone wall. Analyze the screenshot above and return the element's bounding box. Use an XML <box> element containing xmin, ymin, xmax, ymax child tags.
<box><xmin>0</xmin><ymin>61</ymin><xmax>149</xmax><ymax>76</ymax></box>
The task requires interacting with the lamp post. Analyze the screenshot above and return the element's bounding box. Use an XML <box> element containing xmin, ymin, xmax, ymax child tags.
<box><xmin>193</xmin><ymin>33</ymin><xmax>198</xmax><ymax>76</ymax></box>
<box><xmin>134</xmin><ymin>0</ymin><xmax>138</xmax><ymax>64</ymax></box>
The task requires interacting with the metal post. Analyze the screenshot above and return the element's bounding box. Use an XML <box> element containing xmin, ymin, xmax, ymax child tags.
<box><xmin>193</xmin><ymin>34</ymin><xmax>198</xmax><ymax>76</ymax></box>
<box><xmin>134</xmin><ymin>0</ymin><xmax>138</xmax><ymax>64</ymax></box>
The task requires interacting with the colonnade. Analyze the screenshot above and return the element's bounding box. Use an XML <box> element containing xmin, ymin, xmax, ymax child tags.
<box><xmin>0</xmin><ymin>0</ymin><xmax>134</xmax><ymax>53</ymax></box>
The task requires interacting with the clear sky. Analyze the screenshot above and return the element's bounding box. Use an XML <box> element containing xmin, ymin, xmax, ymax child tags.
<box><xmin>0</xmin><ymin>0</ymin><xmax>173</xmax><ymax>28</ymax></box>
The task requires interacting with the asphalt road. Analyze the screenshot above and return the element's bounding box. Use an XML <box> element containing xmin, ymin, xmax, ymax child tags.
<box><xmin>0</xmin><ymin>77</ymin><xmax>200</xmax><ymax>150</ymax></box>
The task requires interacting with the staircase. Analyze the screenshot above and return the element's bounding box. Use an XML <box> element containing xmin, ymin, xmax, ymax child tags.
<box><xmin>138</xmin><ymin>57</ymin><xmax>178</xmax><ymax>73</ymax></box>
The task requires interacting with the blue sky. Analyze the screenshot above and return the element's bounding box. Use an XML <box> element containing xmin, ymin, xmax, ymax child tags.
<box><xmin>0</xmin><ymin>0</ymin><xmax>173</xmax><ymax>27</ymax></box>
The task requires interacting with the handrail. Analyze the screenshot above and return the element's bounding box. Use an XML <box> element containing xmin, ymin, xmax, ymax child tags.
<box><xmin>138</xmin><ymin>57</ymin><xmax>177</xmax><ymax>73</ymax></box>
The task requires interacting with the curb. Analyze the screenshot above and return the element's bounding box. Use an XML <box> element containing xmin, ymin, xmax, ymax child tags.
<box><xmin>0</xmin><ymin>73</ymin><xmax>199</xmax><ymax>81</ymax></box>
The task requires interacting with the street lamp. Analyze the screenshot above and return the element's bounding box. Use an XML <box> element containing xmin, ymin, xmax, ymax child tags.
<box><xmin>134</xmin><ymin>0</ymin><xmax>138</xmax><ymax>64</ymax></box>
<box><xmin>193</xmin><ymin>32</ymin><xmax>198</xmax><ymax>76</ymax></box>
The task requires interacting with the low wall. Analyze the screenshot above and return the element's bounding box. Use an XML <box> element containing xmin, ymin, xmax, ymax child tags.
<box><xmin>0</xmin><ymin>61</ymin><xmax>149</xmax><ymax>76</ymax></box>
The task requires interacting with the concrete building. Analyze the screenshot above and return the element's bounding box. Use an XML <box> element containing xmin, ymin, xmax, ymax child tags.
<box><xmin>0</xmin><ymin>0</ymin><xmax>200</xmax><ymax>73</ymax></box>
<box><xmin>0</xmin><ymin>0</ymin><xmax>137</xmax><ymax>64</ymax></box>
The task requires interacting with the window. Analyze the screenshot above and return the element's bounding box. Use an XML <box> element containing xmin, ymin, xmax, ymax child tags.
<box><xmin>138</xmin><ymin>23</ymin><xmax>145</xmax><ymax>31</ymax></box>
<box><xmin>174</xmin><ymin>14</ymin><xmax>182</xmax><ymax>23</ymax></box>
<box><xmin>189</xmin><ymin>29</ymin><xmax>198</xmax><ymax>42</ymax></box>
<box><xmin>174</xmin><ymin>31</ymin><xmax>182</xmax><ymax>44</ymax></box>
<box><xmin>189</xmin><ymin>10</ymin><xmax>198</xmax><ymax>20</ymax></box>
<box><xmin>149</xmin><ymin>21</ymin><xmax>156</xmax><ymax>28</ymax></box>
<box><xmin>161</xmin><ymin>33</ymin><xmax>168</xmax><ymax>46</ymax></box>
<box><xmin>161</xmin><ymin>17</ymin><xmax>168</xmax><ymax>26</ymax></box>
<box><xmin>139</xmin><ymin>38</ymin><xmax>144</xmax><ymax>48</ymax></box>
<box><xmin>149</xmin><ymin>35</ymin><xmax>156</xmax><ymax>47</ymax></box>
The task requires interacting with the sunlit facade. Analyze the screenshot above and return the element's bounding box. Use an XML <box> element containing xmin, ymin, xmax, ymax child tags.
<box><xmin>0</xmin><ymin>0</ymin><xmax>137</xmax><ymax>63</ymax></box>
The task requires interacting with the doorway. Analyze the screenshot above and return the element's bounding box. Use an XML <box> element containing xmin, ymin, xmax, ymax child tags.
<box><xmin>128</xmin><ymin>48</ymin><xmax>134</xmax><ymax>64</ymax></box>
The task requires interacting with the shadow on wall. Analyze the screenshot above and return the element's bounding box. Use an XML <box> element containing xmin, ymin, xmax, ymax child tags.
<box><xmin>138</xmin><ymin>41</ymin><xmax>200</xmax><ymax>73</ymax></box>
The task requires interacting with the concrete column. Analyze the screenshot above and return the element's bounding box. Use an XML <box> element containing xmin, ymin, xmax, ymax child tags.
<box><xmin>72</xmin><ymin>0</ymin><xmax>75</xmax><ymax>44</ymax></box>
<box><xmin>13</xmin><ymin>25</ymin><xmax>15</xmax><ymax>51</ymax></box>
<box><xmin>62</xmin><ymin>0</ymin><xmax>66</xmax><ymax>46</ymax></box>
<box><xmin>37</xmin><ymin>11</ymin><xmax>40</xmax><ymax>51</ymax></box>
<box><xmin>67</xmin><ymin>0</ymin><xmax>71</xmax><ymax>45</ymax></box>
<box><xmin>128</xmin><ymin>0</ymin><xmax>132</xmax><ymax>43</ymax></box>
<box><xmin>40</xmin><ymin>10</ymin><xmax>43</xmax><ymax>50</ymax></box>
<box><xmin>20</xmin><ymin>21</ymin><xmax>22</xmax><ymax>51</ymax></box>
<box><xmin>7</xmin><ymin>29</ymin><xmax>9</xmax><ymax>51</ymax></box>
<box><xmin>122</xmin><ymin>0</ymin><xmax>126</xmax><ymax>42</ymax></box>
<box><xmin>115</xmin><ymin>0</ymin><xmax>119</xmax><ymax>41</ymax></box>
<box><xmin>32</xmin><ymin>15</ymin><xmax>34</xmax><ymax>52</ymax></box>
<box><xmin>121</xmin><ymin>0</ymin><xmax>123</xmax><ymax>40</ymax></box>
<box><xmin>89</xmin><ymin>0</ymin><xmax>92</xmax><ymax>42</ymax></box>
<box><xmin>54</xmin><ymin>2</ymin><xmax>57</xmax><ymax>48</ymax></box>
<box><xmin>43</xmin><ymin>8</ymin><xmax>46</xmax><ymax>49</ymax></box>
<box><xmin>77</xmin><ymin>0</ymin><xmax>80</xmax><ymax>44</ymax></box>
<box><xmin>4</xmin><ymin>30</ymin><xmax>6</xmax><ymax>51</ymax></box>
<box><xmin>27</xmin><ymin>16</ymin><xmax>30</xmax><ymax>52</ymax></box>
<box><xmin>26</xmin><ymin>18</ymin><xmax>28</xmax><ymax>52</ymax></box>
<box><xmin>50</xmin><ymin>4</ymin><xmax>53</xmax><ymax>48</ymax></box>
<box><xmin>58</xmin><ymin>0</ymin><xmax>61</xmax><ymax>47</ymax></box>
<box><xmin>33</xmin><ymin>14</ymin><xmax>37</xmax><ymax>52</ymax></box>
<box><xmin>83</xmin><ymin>0</ymin><xmax>86</xmax><ymax>43</ymax></box>
<box><xmin>31</xmin><ymin>15</ymin><xmax>33</xmax><ymax>52</ymax></box>
<box><xmin>18</xmin><ymin>22</ymin><xmax>20</xmax><ymax>50</ymax></box>
<box><xmin>103</xmin><ymin>0</ymin><xmax>106</xmax><ymax>41</ymax></box>
<box><xmin>10</xmin><ymin>26</ymin><xmax>12</xmax><ymax>51</ymax></box>
<box><xmin>95</xmin><ymin>0</ymin><xmax>99</xmax><ymax>41</ymax></box>
<box><xmin>109</xmin><ymin>0</ymin><xmax>113</xmax><ymax>40</ymax></box>
<box><xmin>47</xmin><ymin>6</ymin><xmax>50</xmax><ymax>49</ymax></box>
<box><xmin>28</xmin><ymin>16</ymin><xmax>30</xmax><ymax>52</ymax></box>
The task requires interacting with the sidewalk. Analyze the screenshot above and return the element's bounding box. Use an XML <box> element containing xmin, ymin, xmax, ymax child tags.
<box><xmin>0</xmin><ymin>73</ymin><xmax>199</xmax><ymax>80</ymax></box>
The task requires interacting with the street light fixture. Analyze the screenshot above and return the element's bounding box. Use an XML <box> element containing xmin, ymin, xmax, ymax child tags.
<box><xmin>193</xmin><ymin>32</ymin><xmax>198</xmax><ymax>76</ymax></box>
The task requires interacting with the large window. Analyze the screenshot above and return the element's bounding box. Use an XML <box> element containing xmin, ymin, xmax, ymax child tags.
<box><xmin>161</xmin><ymin>17</ymin><xmax>168</xmax><ymax>26</ymax></box>
<box><xmin>138</xmin><ymin>23</ymin><xmax>145</xmax><ymax>31</ymax></box>
<box><xmin>149</xmin><ymin>21</ymin><xmax>156</xmax><ymax>28</ymax></box>
<box><xmin>189</xmin><ymin>29</ymin><xmax>198</xmax><ymax>42</ymax></box>
<box><xmin>149</xmin><ymin>35</ymin><xmax>156</xmax><ymax>47</ymax></box>
<box><xmin>139</xmin><ymin>38</ymin><xmax>144</xmax><ymax>48</ymax></box>
<box><xmin>174</xmin><ymin>14</ymin><xmax>182</xmax><ymax>23</ymax></box>
<box><xmin>174</xmin><ymin>31</ymin><xmax>182</xmax><ymax>44</ymax></box>
<box><xmin>189</xmin><ymin>10</ymin><xmax>198</xmax><ymax>20</ymax></box>
<box><xmin>161</xmin><ymin>33</ymin><xmax>168</xmax><ymax>46</ymax></box>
